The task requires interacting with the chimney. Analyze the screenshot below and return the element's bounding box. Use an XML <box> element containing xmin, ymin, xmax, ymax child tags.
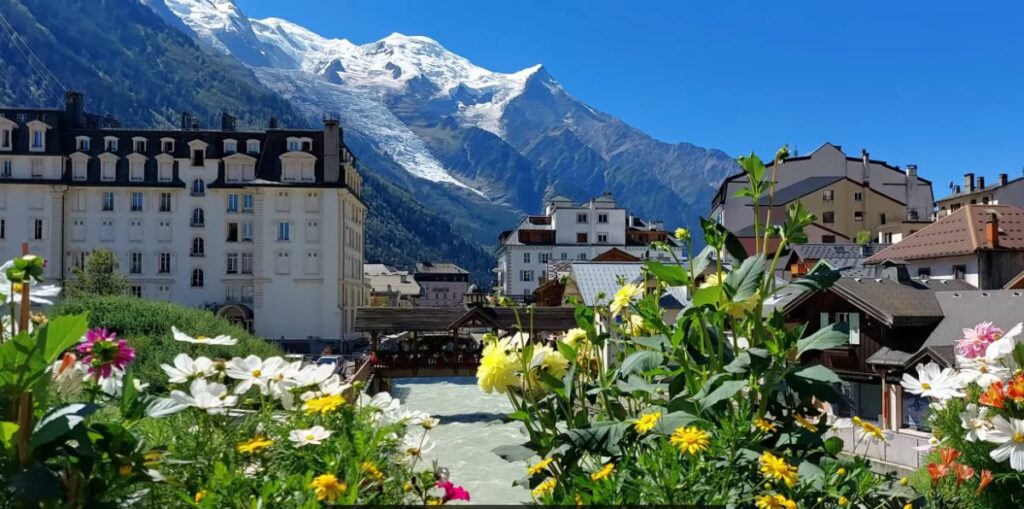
<box><xmin>965</xmin><ymin>172</ymin><xmax>975</xmax><ymax>192</ymax></box>
<box><xmin>322</xmin><ymin>114</ymin><xmax>341</xmax><ymax>183</ymax></box>
<box><xmin>906</xmin><ymin>164</ymin><xmax>917</xmax><ymax>177</ymax></box>
<box><xmin>191</xmin><ymin>118</ymin><xmax>200</xmax><ymax>130</ymax></box>
<box><xmin>65</xmin><ymin>91</ymin><xmax>84</xmax><ymax>128</ymax></box>
<box><xmin>999</xmin><ymin>173</ymin><xmax>1008</xmax><ymax>186</ymax></box>
<box><xmin>268</xmin><ymin>117</ymin><xmax>279</xmax><ymax>129</ymax></box>
<box><xmin>180</xmin><ymin>112</ymin><xmax>192</xmax><ymax>130</ymax></box>
<box><xmin>978</xmin><ymin>176</ymin><xmax>985</xmax><ymax>189</ymax></box>
<box><xmin>986</xmin><ymin>212</ymin><xmax>999</xmax><ymax>248</ymax></box>
<box><xmin>861</xmin><ymin>149</ymin><xmax>870</xmax><ymax>183</ymax></box>
<box><xmin>220</xmin><ymin>112</ymin><xmax>236</xmax><ymax>131</ymax></box>
<box><xmin>880</xmin><ymin>261</ymin><xmax>911</xmax><ymax>283</ymax></box>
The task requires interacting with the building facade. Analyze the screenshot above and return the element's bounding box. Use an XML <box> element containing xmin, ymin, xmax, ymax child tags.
<box><xmin>495</xmin><ymin>193</ymin><xmax>683</xmax><ymax>297</ymax></box>
<box><xmin>413</xmin><ymin>262</ymin><xmax>470</xmax><ymax>307</ymax></box>
<box><xmin>935</xmin><ymin>172</ymin><xmax>1024</xmax><ymax>218</ymax></box>
<box><xmin>711</xmin><ymin>143</ymin><xmax>934</xmax><ymax>238</ymax></box>
<box><xmin>365</xmin><ymin>264</ymin><xmax>420</xmax><ymax>307</ymax></box>
<box><xmin>0</xmin><ymin>92</ymin><xmax>367</xmax><ymax>340</ymax></box>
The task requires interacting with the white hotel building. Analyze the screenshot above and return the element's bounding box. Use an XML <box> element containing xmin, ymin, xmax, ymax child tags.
<box><xmin>495</xmin><ymin>194</ymin><xmax>684</xmax><ymax>297</ymax></box>
<box><xmin>0</xmin><ymin>92</ymin><xmax>366</xmax><ymax>340</ymax></box>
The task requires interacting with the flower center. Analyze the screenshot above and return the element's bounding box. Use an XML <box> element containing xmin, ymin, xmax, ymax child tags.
<box><xmin>980</xmin><ymin>366</ymin><xmax>989</xmax><ymax>373</ymax></box>
<box><xmin>306</xmin><ymin>434</ymin><xmax>316</xmax><ymax>441</ymax></box>
<box><xmin>196</xmin><ymin>336</ymin><xmax>208</xmax><ymax>341</ymax></box>
<box><xmin>1014</xmin><ymin>432</ymin><xmax>1024</xmax><ymax>444</ymax></box>
<box><xmin>252</xmin><ymin>369</ymin><xmax>262</xmax><ymax>377</ymax></box>
<box><xmin>921</xmin><ymin>382</ymin><xmax>932</xmax><ymax>390</ymax></box>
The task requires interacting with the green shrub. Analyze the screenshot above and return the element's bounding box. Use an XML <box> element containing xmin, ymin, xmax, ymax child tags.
<box><xmin>50</xmin><ymin>295</ymin><xmax>281</xmax><ymax>388</ymax></box>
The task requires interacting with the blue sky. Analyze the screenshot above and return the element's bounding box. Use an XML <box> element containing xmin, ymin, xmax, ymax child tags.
<box><xmin>239</xmin><ymin>0</ymin><xmax>1024</xmax><ymax>192</ymax></box>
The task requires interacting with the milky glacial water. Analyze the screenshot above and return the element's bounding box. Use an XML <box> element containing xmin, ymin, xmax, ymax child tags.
<box><xmin>390</xmin><ymin>377</ymin><xmax>531</xmax><ymax>505</ymax></box>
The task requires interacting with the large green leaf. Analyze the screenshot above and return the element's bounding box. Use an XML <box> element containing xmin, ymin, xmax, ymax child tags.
<box><xmin>698</xmin><ymin>380</ymin><xmax>748</xmax><ymax>410</ymax></box>
<box><xmin>31</xmin><ymin>403</ymin><xmax>98</xmax><ymax>449</ymax></box>
<box><xmin>724</xmin><ymin>254</ymin><xmax>765</xmax><ymax>302</ymax></box>
<box><xmin>491</xmin><ymin>444</ymin><xmax>537</xmax><ymax>462</ymax></box>
<box><xmin>792</xmin><ymin>364</ymin><xmax>842</xmax><ymax>384</ymax></box>
<box><xmin>560</xmin><ymin>421</ymin><xmax>630</xmax><ymax>456</ymax></box>
<box><xmin>796</xmin><ymin>324</ymin><xmax>849</xmax><ymax>357</ymax></box>
<box><xmin>654</xmin><ymin>410</ymin><xmax>704</xmax><ymax>434</ymax></box>
<box><xmin>618</xmin><ymin>351</ymin><xmax>663</xmax><ymax>377</ymax></box>
<box><xmin>0</xmin><ymin>421</ymin><xmax>18</xmax><ymax>450</ymax></box>
<box><xmin>39</xmin><ymin>314</ymin><xmax>89</xmax><ymax>364</ymax></box>
<box><xmin>0</xmin><ymin>314</ymin><xmax>88</xmax><ymax>394</ymax></box>
<box><xmin>645</xmin><ymin>261</ymin><xmax>689</xmax><ymax>286</ymax></box>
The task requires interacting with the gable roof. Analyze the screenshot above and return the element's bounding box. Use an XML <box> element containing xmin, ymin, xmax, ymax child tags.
<box><xmin>791</xmin><ymin>243</ymin><xmax>882</xmax><ymax>277</ymax></box>
<box><xmin>755</xmin><ymin>176</ymin><xmax>845</xmax><ymax>205</ymax></box>
<box><xmin>865</xmin><ymin>205</ymin><xmax>1024</xmax><ymax>263</ymax></box>
<box><xmin>570</xmin><ymin>262</ymin><xmax>646</xmax><ymax>306</ymax></box>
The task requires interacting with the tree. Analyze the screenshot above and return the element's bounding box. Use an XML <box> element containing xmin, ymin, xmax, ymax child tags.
<box><xmin>65</xmin><ymin>249</ymin><xmax>130</xmax><ymax>299</ymax></box>
<box><xmin>855</xmin><ymin>230</ymin><xmax>873</xmax><ymax>245</ymax></box>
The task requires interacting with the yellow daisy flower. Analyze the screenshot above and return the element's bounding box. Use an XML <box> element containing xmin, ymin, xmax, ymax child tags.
<box><xmin>590</xmin><ymin>463</ymin><xmax>615</xmax><ymax>481</ymax></box>
<box><xmin>531</xmin><ymin>478</ymin><xmax>557</xmax><ymax>497</ymax></box>
<box><xmin>669</xmin><ymin>426</ymin><xmax>710</xmax><ymax>455</ymax></box>
<box><xmin>794</xmin><ymin>414</ymin><xmax>819</xmax><ymax>432</ymax></box>
<box><xmin>610</xmin><ymin>283</ymin><xmax>643</xmax><ymax>316</ymax></box>
<box><xmin>754</xmin><ymin>417</ymin><xmax>778</xmax><ymax>433</ymax></box>
<box><xmin>303</xmin><ymin>394</ymin><xmax>346</xmax><ymax>415</ymax></box>
<box><xmin>634</xmin><ymin>411</ymin><xmax>662</xmax><ymax>434</ymax></box>
<box><xmin>759</xmin><ymin>451</ymin><xmax>798</xmax><ymax>487</ymax></box>
<box><xmin>527</xmin><ymin>457</ymin><xmax>554</xmax><ymax>475</ymax></box>
<box><xmin>236</xmin><ymin>437</ymin><xmax>273</xmax><ymax>454</ymax></box>
<box><xmin>755</xmin><ymin>493</ymin><xmax>797</xmax><ymax>509</ymax></box>
<box><xmin>309</xmin><ymin>474</ymin><xmax>347</xmax><ymax>502</ymax></box>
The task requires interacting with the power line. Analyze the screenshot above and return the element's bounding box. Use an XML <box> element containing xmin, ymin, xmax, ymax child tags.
<box><xmin>0</xmin><ymin>11</ymin><xmax>67</xmax><ymax>108</ymax></box>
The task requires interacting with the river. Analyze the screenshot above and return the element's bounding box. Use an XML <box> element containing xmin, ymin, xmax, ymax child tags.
<box><xmin>391</xmin><ymin>376</ymin><xmax>532</xmax><ymax>505</ymax></box>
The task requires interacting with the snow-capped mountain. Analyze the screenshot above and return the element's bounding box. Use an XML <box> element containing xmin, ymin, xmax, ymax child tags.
<box><xmin>154</xmin><ymin>0</ymin><xmax>738</xmax><ymax>241</ymax></box>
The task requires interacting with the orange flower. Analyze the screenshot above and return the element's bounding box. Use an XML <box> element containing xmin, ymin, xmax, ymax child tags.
<box><xmin>938</xmin><ymin>447</ymin><xmax>961</xmax><ymax>467</ymax></box>
<box><xmin>979</xmin><ymin>381</ymin><xmax>1005</xmax><ymax>409</ymax></box>
<box><xmin>952</xmin><ymin>463</ymin><xmax>974</xmax><ymax>486</ymax></box>
<box><xmin>1006</xmin><ymin>374</ymin><xmax>1024</xmax><ymax>403</ymax></box>
<box><xmin>976</xmin><ymin>469</ymin><xmax>993</xmax><ymax>495</ymax></box>
<box><xmin>927</xmin><ymin>462</ymin><xmax>948</xmax><ymax>485</ymax></box>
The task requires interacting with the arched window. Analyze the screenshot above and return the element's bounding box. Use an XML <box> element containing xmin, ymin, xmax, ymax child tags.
<box><xmin>191</xmin><ymin>178</ymin><xmax>205</xmax><ymax>196</ymax></box>
<box><xmin>191</xmin><ymin>208</ymin><xmax>205</xmax><ymax>227</ymax></box>
<box><xmin>191</xmin><ymin>237</ymin><xmax>204</xmax><ymax>257</ymax></box>
<box><xmin>191</xmin><ymin>268</ymin><xmax>204</xmax><ymax>288</ymax></box>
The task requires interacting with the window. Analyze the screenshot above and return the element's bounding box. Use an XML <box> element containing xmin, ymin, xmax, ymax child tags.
<box><xmin>33</xmin><ymin>219</ymin><xmax>43</xmax><ymax>240</ymax></box>
<box><xmin>278</xmin><ymin>221</ymin><xmax>291</xmax><ymax>241</ymax></box>
<box><xmin>159</xmin><ymin>192</ymin><xmax>172</xmax><ymax>212</ymax></box>
<box><xmin>917</xmin><ymin>267</ymin><xmax>931</xmax><ymax>279</ymax></box>
<box><xmin>276</xmin><ymin>192</ymin><xmax>290</xmax><ymax>212</ymax></box>
<box><xmin>983</xmin><ymin>196</ymin><xmax>990</xmax><ymax>205</ymax></box>
<box><xmin>133</xmin><ymin>139</ymin><xmax>146</xmax><ymax>153</ymax></box>
<box><xmin>953</xmin><ymin>265</ymin><xmax>967</xmax><ymax>281</ymax></box>
<box><xmin>105</xmin><ymin>138</ymin><xmax>118</xmax><ymax>152</ymax></box>
<box><xmin>305</xmin><ymin>220</ymin><xmax>320</xmax><ymax>242</ymax></box>
<box><xmin>226</xmin><ymin>163</ymin><xmax>242</xmax><ymax>183</ymax></box>
<box><xmin>241</xmin><ymin>253</ymin><xmax>253</xmax><ymax>274</ymax></box>
<box><xmin>879</xmin><ymin>213</ymin><xmax>887</xmax><ymax>225</ymax></box>
<box><xmin>302</xmin><ymin>140</ymin><xmax>312</xmax><ymax>152</ymax></box>
<box><xmin>822</xmin><ymin>235</ymin><xmax>836</xmax><ymax>244</ymax></box>
<box><xmin>70</xmin><ymin>191</ymin><xmax>86</xmax><ymax>212</ymax></box>
<box><xmin>191</xmin><ymin>237</ymin><xmax>204</xmax><ymax>257</ymax></box>
<box><xmin>31</xmin><ymin>130</ymin><xmax>44</xmax><ymax>150</ymax></box>
<box><xmin>822</xmin><ymin>211</ymin><xmax>835</xmax><ymax>224</ymax></box>
<box><xmin>72</xmin><ymin>158</ymin><xmax>87</xmax><ymax>180</ymax></box>
<box><xmin>540</xmin><ymin>252</ymin><xmax>550</xmax><ymax>264</ymax></box>
<box><xmin>246</xmin><ymin>140</ymin><xmax>260</xmax><ymax>155</ymax></box>
<box><xmin>130</xmin><ymin>285</ymin><xmax>143</xmax><ymax>298</ymax></box>
<box><xmin>1</xmin><ymin>160</ymin><xmax>10</xmax><ymax>177</ymax></box>
<box><xmin>128</xmin><ymin>219</ymin><xmax>142</xmax><ymax>241</ymax></box>
<box><xmin>242</xmin><ymin>194</ymin><xmax>253</xmax><ymax>212</ymax></box>
<box><xmin>31</xmin><ymin>159</ymin><xmax>42</xmax><ymax>177</ymax></box>
<box><xmin>131</xmin><ymin>192</ymin><xmax>143</xmax><ymax>211</ymax></box>
<box><xmin>77</xmin><ymin>137</ymin><xmax>90</xmax><ymax>151</ymax></box>
<box><xmin>223</xmin><ymin>140</ymin><xmax>237</xmax><ymax>154</ymax></box>
<box><xmin>102</xmin><ymin>192</ymin><xmax>115</xmax><ymax>211</ymax></box>
<box><xmin>0</xmin><ymin>219</ymin><xmax>4</xmax><ymax>239</ymax></box>
<box><xmin>304</xmin><ymin>251</ymin><xmax>320</xmax><ymax>274</ymax></box>
<box><xmin>820</xmin><ymin>312</ymin><xmax>861</xmax><ymax>345</ymax></box>
<box><xmin>99</xmin><ymin>220</ymin><xmax>114</xmax><ymax>241</ymax></box>
<box><xmin>241</xmin><ymin>222</ymin><xmax>253</xmax><ymax>241</ymax></box>
<box><xmin>226</xmin><ymin>253</ymin><xmax>239</xmax><ymax>274</ymax></box>
<box><xmin>130</xmin><ymin>252</ymin><xmax>143</xmax><ymax>274</ymax></box>
<box><xmin>597</xmin><ymin>233</ymin><xmax>608</xmax><ymax>243</ymax></box>
<box><xmin>822</xmin><ymin>190</ymin><xmax>835</xmax><ymax>201</ymax></box>
<box><xmin>227</xmin><ymin>222</ymin><xmax>239</xmax><ymax>242</ymax></box>
<box><xmin>523</xmin><ymin>252</ymin><xmax>531</xmax><ymax>263</ymax></box>
<box><xmin>305</xmin><ymin>192</ymin><xmax>320</xmax><ymax>212</ymax></box>
<box><xmin>242</xmin><ymin>285</ymin><xmax>253</xmax><ymax>302</ymax></box>
<box><xmin>129</xmin><ymin>160</ymin><xmax>144</xmax><ymax>182</ymax></box>
<box><xmin>561</xmin><ymin>252</ymin><xmax>568</xmax><ymax>260</ymax></box>
<box><xmin>0</xmin><ymin>129</ymin><xmax>10</xmax><ymax>150</ymax></box>
<box><xmin>275</xmin><ymin>251</ymin><xmax>291</xmax><ymax>275</ymax></box>
<box><xmin>101</xmin><ymin>159</ymin><xmax>116</xmax><ymax>181</ymax></box>
<box><xmin>191</xmin><ymin>148</ymin><xmax>205</xmax><ymax>167</ymax></box>
<box><xmin>854</xmin><ymin>211</ymin><xmax>864</xmax><ymax>222</ymax></box>
<box><xmin>162</xmin><ymin>139</ymin><xmax>174</xmax><ymax>153</ymax></box>
<box><xmin>598</xmin><ymin>213</ymin><xmax>608</xmax><ymax>224</ymax></box>
<box><xmin>576</xmin><ymin>213</ymin><xmax>588</xmax><ymax>223</ymax></box>
<box><xmin>854</xmin><ymin>192</ymin><xmax>863</xmax><ymax>202</ymax></box>
<box><xmin>577</xmin><ymin>253</ymin><xmax>587</xmax><ymax>260</ymax></box>
<box><xmin>191</xmin><ymin>208</ymin><xmax>205</xmax><ymax>227</ymax></box>
<box><xmin>191</xmin><ymin>268</ymin><xmax>204</xmax><ymax>287</ymax></box>
<box><xmin>158</xmin><ymin>253</ymin><xmax>172</xmax><ymax>274</ymax></box>
<box><xmin>158</xmin><ymin>221</ymin><xmax>171</xmax><ymax>242</ymax></box>
<box><xmin>71</xmin><ymin>219</ymin><xmax>85</xmax><ymax>241</ymax></box>
<box><xmin>577</xmin><ymin>232</ymin><xmax>588</xmax><ymax>243</ymax></box>
<box><xmin>288</xmin><ymin>139</ymin><xmax>300</xmax><ymax>151</ymax></box>
<box><xmin>191</xmin><ymin>179</ymin><xmax>205</xmax><ymax>196</ymax></box>
<box><xmin>520</xmin><ymin>270</ymin><xmax>534</xmax><ymax>282</ymax></box>
<box><xmin>157</xmin><ymin>285</ymin><xmax>171</xmax><ymax>300</ymax></box>
<box><xmin>227</xmin><ymin>194</ymin><xmax>239</xmax><ymax>213</ymax></box>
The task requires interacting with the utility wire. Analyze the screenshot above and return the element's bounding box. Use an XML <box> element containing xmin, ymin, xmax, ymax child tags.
<box><xmin>0</xmin><ymin>11</ymin><xmax>67</xmax><ymax>109</ymax></box>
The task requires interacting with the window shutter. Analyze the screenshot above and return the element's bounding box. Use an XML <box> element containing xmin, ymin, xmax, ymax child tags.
<box><xmin>819</xmin><ymin>312</ymin><xmax>830</xmax><ymax>329</ymax></box>
<box><xmin>848</xmin><ymin>313</ymin><xmax>861</xmax><ymax>345</ymax></box>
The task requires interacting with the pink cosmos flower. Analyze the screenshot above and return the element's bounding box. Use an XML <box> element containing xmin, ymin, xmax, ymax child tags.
<box><xmin>436</xmin><ymin>480</ymin><xmax>471</xmax><ymax>503</ymax></box>
<box><xmin>955</xmin><ymin>321</ymin><xmax>1004</xmax><ymax>358</ymax></box>
<box><xmin>76</xmin><ymin>328</ymin><xmax>135</xmax><ymax>379</ymax></box>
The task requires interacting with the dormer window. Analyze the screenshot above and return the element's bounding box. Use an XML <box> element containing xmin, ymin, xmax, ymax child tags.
<box><xmin>161</xmin><ymin>138</ymin><xmax>174</xmax><ymax>153</ymax></box>
<box><xmin>105</xmin><ymin>137</ymin><xmax>119</xmax><ymax>152</ymax></box>
<box><xmin>71</xmin><ymin>153</ymin><xmax>88</xmax><ymax>181</ymax></box>
<box><xmin>30</xmin><ymin>130</ymin><xmax>44</xmax><ymax>151</ymax></box>
<box><xmin>133</xmin><ymin>137</ymin><xmax>147</xmax><ymax>153</ymax></box>
<box><xmin>0</xmin><ymin>127</ymin><xmax>11</xmax><ymax>151</ymax></box>
<box><xmin>287</xmin><ymin>138</ymin><xmax>300</xmax><ymax>152</ymax></box>
<box><xmin>246</xmin><ymin>139</ymin><xmax>260</xmax><ymax>154</ymax></box>
<box><xmin>191</xmin><ymin>148</ymin><xmax>205</xmax><ymax>167</ymax></box>
<box><xmin>99</xmin><ymin>153</ymin><xmax>118</xmax><ymax>182</ymax></box>
<box><xmin>223</xmin><ymin>139</ymin><xmax>237</xmax><ymax>154</ymax></box>
<box><xmin>76</xmin><ymin>136</ymin><xmax>90</xmax><ymax>151</ymax></box>
<box><xmin>302</xmin><ymin>140</ymin><xmax>312</xmax><ymax>152</ymax></box>
<box><xmin>128</xmin><ymin>155</ymin><xmax>145</xmax><ymax>182</ymax></box>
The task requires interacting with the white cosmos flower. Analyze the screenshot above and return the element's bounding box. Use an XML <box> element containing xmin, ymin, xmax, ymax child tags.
<box><xmin>960</xmin><ymin>403</ymin><xmax>994</xmax><ymax>442</ymax></box>
<box><xmin>171</xmin><ymin>326</ymin><xmax>237</xmax><ymax>346</ymax></box>
<box><xmin>985</xmin><ymin>415</ymin><xmax>1024</xmax><ymax>471</ymax></box>
<box><xmin>986</xmin><ymin>322</ymin><xmax>1023</xmax><ymax>366</ymax></box>
<box><xmin>914</xmin><ymin>436</ymin><xmax>942</xmax><ymax>452</ymax></box>
<box><xmin>291</xmin><ymin>363</ymin><xmax>336</xmax><ymax>387</ymax></box>
<box><xmin>226</xmin><ymin>355</ymin><xmax>284</xmax><ymax>395</ymax></box>
<box><xmin>401</xmin><ymin>430</ymin><xmax>435</xmax><ymax>460</ymax></box>
<box><xmin>161</xmin><ymin>353</ymin><xmax>215</xmax><ymax>384</ymax></box>
<box><xmin>901</xmin><ymin>362</ymin><xmax>964</xmax><ymax>400</ymax></box>
<box><xmin>299</xmin><ymin>374</ymin><xmax>350</xmax><ymax>403</ymax></box>
<box><xmin>956</xmin><ymin>355</ymin><xmax>1009</xmax><ymax>388</ymax></box>
<box><xmin>170</xmin><ymin>378</ymin><xmax>237</xmax><ymax>414</ymax></box>
<box><xmin>357</xmin><ymin>391</ymin><xmax>403</xmax><ymax>423</ymax></box>
<box><xmin>97</xmin><ymin>368</ymin><xmax>149</xmax><ymax>397</ymax></box>
<box><xmin>289</xmin><ymin>425</ymin><xmax>332</xmax><ymax>447</ymax></box>
<box><xmin>394</xmin><ymin>409</ymin><xmax>431</xmax><ymax>425</ymax></box>
<box><xmin>0</xmin><ymin>260</ymin><xmax>62</xmax><ymax>305</ymax></box>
